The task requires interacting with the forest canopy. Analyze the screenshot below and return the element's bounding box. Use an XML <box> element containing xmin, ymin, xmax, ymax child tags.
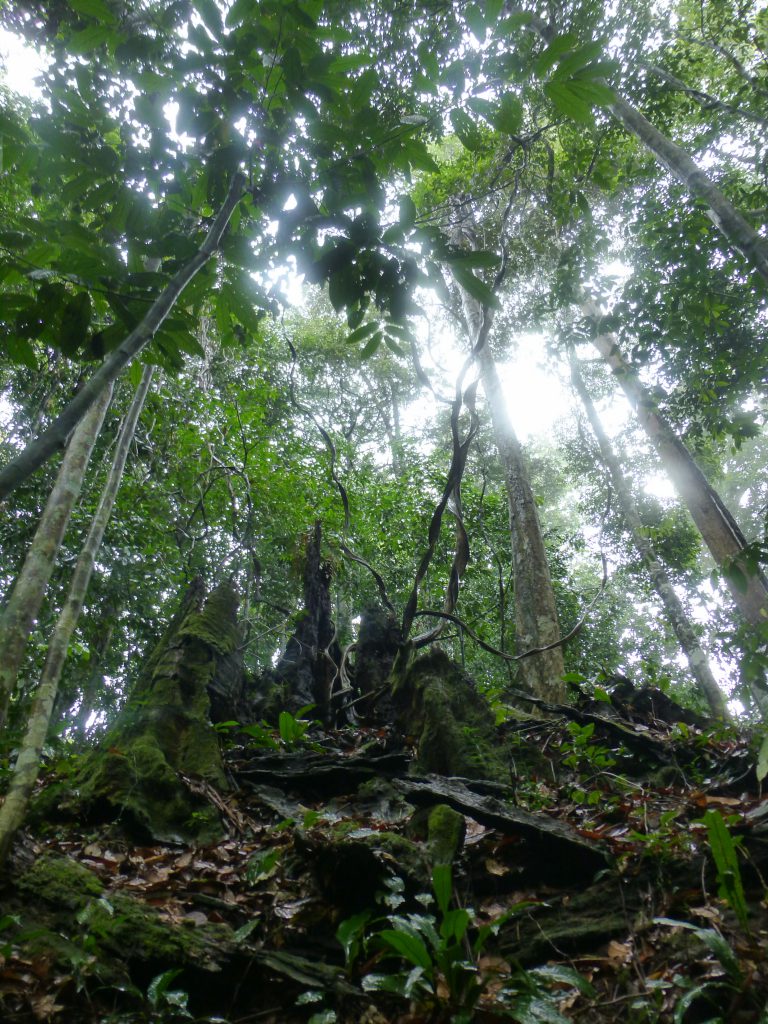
<box><xmin>1</xmin><ymin>1</ymin><xmax>768</xmax><ymax>1020</ymax></box>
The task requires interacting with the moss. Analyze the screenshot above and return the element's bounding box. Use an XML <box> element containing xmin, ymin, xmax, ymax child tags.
<box><xmin>92</xmin><ymin>893</ymin><xmax>233</xmax><ymax>965</ymax></box>
<box><xmin>179</xmin><ymin>583</ymin><xmax>240</xmax><ymax>658</ymax></box>
<box><xmin>18</xmin><ymin>854</ymin><xmax>103</xmax><ymax>911</ymax></box>
<box><xmin>35</xmin><ymin>584</ymin><xmax>242</xmax><ymax>844</ymax></box>
<box><xmin>427</xmin><ymin>804</ymin><xmax>466</xmax><ymax>865</ymax></box>
<box><xmin>401</xmin><ymin>650</ymin><xmax>509</xmax><ymax>781</ymax></box>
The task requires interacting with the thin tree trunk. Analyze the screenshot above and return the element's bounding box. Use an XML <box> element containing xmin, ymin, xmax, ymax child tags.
<box><xmin>508</xmin><ymin>7</ymin><xmax>768</xmax><ymax>283</ymax></box>
<box><xmin>0</xmin><ymin>173</ymin><xmax>244</xmax><ymax>502</ymax></box>
<box><xmin>0</xmin><ymin>368</ymin><xmax>153</xmax><ymax>866</ymax></box>
<box><xmin>476</xmin><ymin>341</ymin><xmax>566</xmax><ymax>702</ymax></box>
<box><xmin>0</xmin><ymin>383</ymin><xmax>114</xmax><ymax>729</ymax></box>
<box><xmin>448</xmin><ymin>213</ymin><xmax>565</xmax><ymax>702</ymax></box>
<box><xmin>570</xmin><ymin>355</ymin><xmax>729</xmax><ymax>720</ymax></box>
<box><xmin>583</xmin><ymin>299</ymin><xmax>768</xmax><ymax>629</ymax></box>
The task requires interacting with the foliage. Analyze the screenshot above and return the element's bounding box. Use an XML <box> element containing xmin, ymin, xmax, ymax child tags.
<box><xmin>338</xmin><ymin>864</ymin><xmax>595</xmax><ymax>1022</ymax></box>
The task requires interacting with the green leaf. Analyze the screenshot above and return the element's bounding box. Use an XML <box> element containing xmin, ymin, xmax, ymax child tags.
<box><xmin>346</xmin><ymin>321</ymin><xmax>379</xmax><ymax>344</ymax></box>
<box><xmin>383</xmin><ymin>335</ymin><xmax>405</xmax><ymax>357</ymax></box>
<box><xmin>566</xmin><ymin>78</ymin><xmax>615</xmax><ymax>107</ymax></box>
<box><xmin>757</xmin><ymin>732</ymin><xmax>768</xmax><ymax>782</ymax></box>
<box><xmin>6</xmin><ymin>337</ymin><xmax>38</xmax><ymax>369</ymax></box>
<box><xmin>378</xmin><ymin>929</ymin><xmax>433</xmax><ymax>971</ymax></box>
<box><xmin>510</xmin><ymin>994</ymin><xmax>572</xmax><ymax>1023</ymax></box>
<box><xmin>534</xmin><ymin>34</ymin><xmax>580</xmax><ymax>78</ymax></box>
<box><xmin>703</xmin><ymin>810</ymin><xmax>749</xmax><ymax>932</ymax></box>
<box><xmin>544</xmin><ymin>81</ymin><xmax>593</xmax><ymax>124</ymax></box>
<box><xmin>551</xmin><ymin>41</ymin><xmax>605</xmax><ymax>80</ymax></box>
<box><xmin>336</xmin><ymin>911</ymin><xmax>371</xmax><ymax>964</ymax></box>
<box><xmin>465</xmin><ymin>4</ymin><xmax>486</xmax><ymax>41</ymax></box>
<box><xmin>449</xmin><ymin>108</ymin><xmax>483</xmax><ymax>152</ymax></box>
<box><xmin>495</xmin><ymin>11</ymin><xmax>534</xmax><ymax>35</ymax></box>
<box><xmin>452</xmin><ymin>264</ymin><xmax>500</xmax><ymax>308</ymax></box>
<box><xmin>60</xmin><ymin>292</ymin><xmax>92</xmax><ymax>356</ymax></box>
<box><xmin>399</xmin><ymin>195</ymin><xmax>417</xmax><ymax>229</ymax></box>
<box><xmin>439</xmin><ymin>907</ymin><xmax>470</xmax><ymax>943</ymax></box>
<box><xmin>147</xmin><ymin>969</ymin><xmax>183</xmax><ymax>1008</ymax></box>
<box><xmin>432</xmin><ymin>863</ymin><xmax>452</xmax><ymax>916</ymax></box>
<box><xmin>360</xmin><ymin>332</ymin><xmax>382</xmax><ymax>358</ymax></box>
<box><xmin>529</xmin><ymin>964</ymin><xmax>596</xmax><ymax>997</ymax></box>
<box><xmin>69</xmin><ymin>0</ymin><xmax>117</xmax><ymax>24</ymax></box>
<box><xmin>489</xmin><ymin>93</ymin><xmax>523</xmax><ymax>135</ymax></box>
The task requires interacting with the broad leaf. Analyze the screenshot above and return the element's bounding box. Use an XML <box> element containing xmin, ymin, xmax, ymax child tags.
<box><xmin>378</xmin><ymin>929</ymin><xmax>433</xmax><ymax>971</ymax></box>
<box><xmin>452</xmin><ymin>264</ymin><xmax>500</xmax><ymax>308</ymax></box>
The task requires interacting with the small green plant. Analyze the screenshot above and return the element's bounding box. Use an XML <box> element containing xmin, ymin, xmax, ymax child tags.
<box><xmin>245</xmin><ymin>846</ymin><xmax>281</xmax><ymax>884</ymax></box>
<box><xmin>702</xmin><ymin>809</ymin><xmax>750</xmax><ymax>932</ymax></box>
<box><xmin>653</xmin><ymin>918</ymin><xmax>748</xmax><ymax>1023</ymax></box>
<box><xmin>561</xmin><ymin>721</ymin><xmax>617</xmax><ymax>773</ymax></box>
<box><xmin>146</xmin><ymin>968</ymin><xmax>192</xmax><ymax>1019</ymax></box>
<box><xmin>278</xmin><ymin>704</ymin><xmax>316</xmax><ymax>748</ymax></box>
<box><xmin>337</xmin><ymin>865</ymin><xmax>591</xmax><ymax>1021</ymax></box>
<box><xmin>215</xmin><ymin>705</ymin><xmax>318</xmax><ymax>751</ymax></box>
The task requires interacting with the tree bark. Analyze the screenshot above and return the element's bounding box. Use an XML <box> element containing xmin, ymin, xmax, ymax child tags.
<box><xmin>0</xmin><ymin>382</ymin><xmax>114</xmax><ymax>729</ymax></box>
<box><xmin>448</xmin><ymin>214</ymin><xmax>565</xmax><ymax>702</ymax></box>
<box><xmin>0</xmin><ymin>368</ymin><xmax>154</xmax><ymax>867</ymax></box>
<box><xmin>476</xmin><ymin>342</ymin><xmax>566</xmax><ymax>702</ymax></box>
<box><xmin>0</xmin><ymin>172</ymin><xmax>245</xmax><ymax>502</ymax></box>
<box><xmin>584</xmin><ymin>299</ymin><xmax>768</xmax><ymax>630</ymax></box>
<box><xmin>570</xmin><ymin>355</ymin><xmax>729</xmax><ymax>720</ymax></box>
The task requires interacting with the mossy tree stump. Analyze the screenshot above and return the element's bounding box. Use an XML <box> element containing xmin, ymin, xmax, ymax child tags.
<box><xmin>41</xmin><ymin>579</ymin><xmax>242</xmax><ymax>843</ymax></box>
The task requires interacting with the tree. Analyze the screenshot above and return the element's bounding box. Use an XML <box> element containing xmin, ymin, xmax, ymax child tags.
<box><xmin>0</xmin><ymin>383</ymin><xmax>113</xmax><ymax>727</ymax></box>
<box><xmin>570</xmin><ymin>354</ymin><xmax>729</xmax><ymax>718</ymax></box>
<box><xmin>0</xmin><ymin>367</ymin><xmax>153</xmax><ymax>863</ymax></box>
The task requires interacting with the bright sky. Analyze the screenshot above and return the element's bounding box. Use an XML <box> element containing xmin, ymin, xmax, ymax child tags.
<box><xmin>0</xmin><ymin>27</ymin><xmax>46</xmax><ymax>97</ymax></box>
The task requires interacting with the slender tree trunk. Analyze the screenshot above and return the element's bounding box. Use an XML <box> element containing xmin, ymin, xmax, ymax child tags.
<box><xmin>0</xmin><ymin>383</ymin><xmax>114</xmax><ymax>729</ymax></box>
<box><xmin>570</xmin><ymin>356</ymin><xmax>729</xmax><ymax>720</ymax></box>
<box><xmin>0</xmin><ymin>368</ymin><xmax>153</xmax><ymax>866</ymax></box>
<box><xmin>448</xmin><ymin>213</ymin><xmax>565</xmax><ymax>701</ymax></box>
<box><xmin>508</xmin><ymin>7</ymin><xmax>768</xmax><ymax>283</ymax></box>
<box><xmin>476</xmin><ymin>341</ymin><xmax>566</xmax><ymax>702</ymax></box>
<box><xmin>584</xmin><ymin>299</ymin><xmax>768</xmax><ymax>629</ymax></box>
<box><xmin>0</xmin><ymin>173</ymin><xmax>244</xmax><ymax>502</ymax></box>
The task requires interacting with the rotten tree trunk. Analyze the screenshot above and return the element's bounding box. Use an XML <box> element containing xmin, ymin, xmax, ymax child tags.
<box><xmin>570</xmin><ymin>356</ymin><xmax>729</xmax><ymax>720</ymax></box>
<box><xmin>274</xmin><ymin>523</ymin><xmax>340</xmax><ymax>716</ymax></box>
<box><xmin>0</xmin><ymin>382</ymin><xmax>114</xmax><ymax>729</ymax></box>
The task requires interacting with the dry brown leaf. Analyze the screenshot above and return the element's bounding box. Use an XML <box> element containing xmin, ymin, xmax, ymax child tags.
<box><xmin>484</xmin><ymin>858</ymin><xmax>510</xmax><ymax>876</ymax></box>
<box><xmin>606</xmin><ymin>940</ymin><xmax>632</xmax><ymax>964</ymax></box>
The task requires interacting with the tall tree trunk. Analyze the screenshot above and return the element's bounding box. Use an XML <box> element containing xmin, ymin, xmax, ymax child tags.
<box><xmin>476</xmin><ymin>341</ymin><xmax>566</xmax><ymax>702</ymax></box>
<box><xmin>448</xmin><ymin>214</ymin><xmax>565</xmax><ymax>702</ymax></box>
<box><xmin>583</xmin><ymin>299</ymin><xmax>768</xmax><ymax>629</ymax></box>
<box><xmin>510</xmin><ymin>8</ymin><xmax>768</xmax><ymax>283</ymax></box>
<box><xmin>0</xmin><ymin>173</ymin><xmax>244</xmax><ymax>502</ymax></box>
<box><xmin>570</xmin><ymin>356</ymin><xmax>729</xmax><ymax>720</ymax></box>
<box><xmin>0</xmin><ymin>368</ymin><xmax>153</xmax><ymax>866</ymax></box>
<box><xmin>0</xmin><ymin>382</ymin><xmax>114</xmax><ymax>729</ymax></box>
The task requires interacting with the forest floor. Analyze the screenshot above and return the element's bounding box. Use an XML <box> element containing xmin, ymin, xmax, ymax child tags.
<box><xmin>1</xmin><ymin>693</ymin><xmax>768</xmax><ymax>1023</ymax></box>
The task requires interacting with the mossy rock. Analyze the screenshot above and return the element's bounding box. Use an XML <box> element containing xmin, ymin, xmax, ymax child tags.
<box><xmin>400</xmin><ymin>650</ymin><xmax>509</xmax><ymax>782</ymax></box>
<box><xmin>18</xmin><ymin>853</ymin><xmax>104</xmax><ymax>911</ymax></box>
<box><xmin>16</xmin><ymin>854</ymin><xmax>236</xmax><ymax>976</ymax></box>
